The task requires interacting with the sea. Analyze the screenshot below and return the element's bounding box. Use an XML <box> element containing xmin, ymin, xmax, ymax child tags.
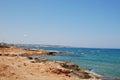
<box><xmin>19</xmin><ymin>45</ymin><xmax>120</xmax><ymax>79</ymax></box>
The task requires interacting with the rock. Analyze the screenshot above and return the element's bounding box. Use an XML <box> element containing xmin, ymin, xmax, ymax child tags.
<box><xmin>56</xmin><ymin>61</ymin><xmax>79</xmax><ymax>70</ymax></box>
<box><xmin>49</xmin><ymin>67</ymin><xmax>70</xmax><ymax>75</ymax></box>
<box><xmin>27</xmin><ymin>56</ymin><xmax>33</xmax><ymax>60</ymax></box>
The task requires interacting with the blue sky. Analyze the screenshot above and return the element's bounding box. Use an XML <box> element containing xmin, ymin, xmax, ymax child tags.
<box><xmin>0</xmin><ymin>0</ymin><xmax>120</xmax><ymax>48</ymax></box>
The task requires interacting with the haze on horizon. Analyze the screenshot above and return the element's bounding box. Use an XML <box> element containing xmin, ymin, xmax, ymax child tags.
<box><xmin>0</xmin><ymin>0</ymin><xmax>120</xmax><ymax>48</ymax></box>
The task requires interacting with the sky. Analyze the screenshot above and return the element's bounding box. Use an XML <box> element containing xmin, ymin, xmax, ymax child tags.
<box><xmin>0</xmin><ymin>0</ymin><xmax>120</xmax><ymax>48</ymax></box>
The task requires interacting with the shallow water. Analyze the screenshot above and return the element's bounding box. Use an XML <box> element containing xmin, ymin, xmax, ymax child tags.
<box><xmin>20</xmin><ymin>45</ymin><xmax>120</xmax><ymax>78</ymax></box>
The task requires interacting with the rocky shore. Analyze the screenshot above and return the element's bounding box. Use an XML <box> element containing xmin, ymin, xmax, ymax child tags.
<box><xmin>0</xmin><ymin>44</ymin><xmax>102</xmax><ymax>80</ymax></box>
<box><xmin>0</xmin><ymin>46</ymin><xmax>63</xmax><ymax>57</ymax></box>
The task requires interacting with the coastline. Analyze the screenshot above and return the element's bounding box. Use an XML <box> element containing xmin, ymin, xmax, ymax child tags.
<box><xmin>0</xmin><ymin>46</ymin><xmax>102</xmax><ymax>80</ymax></box>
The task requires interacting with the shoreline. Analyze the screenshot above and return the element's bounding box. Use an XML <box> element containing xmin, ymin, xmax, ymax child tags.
<box><xmin>0</xmin><ymin>46</ymin><xmax>102</xmax><ymax>80</ymax></box>
<box><xmin>0</xmin><ymin>56</ymin><xmax>102</xmax><ymax>80</ymax></box>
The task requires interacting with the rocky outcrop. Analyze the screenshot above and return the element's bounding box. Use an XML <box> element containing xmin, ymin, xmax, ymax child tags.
<box><xmin>29</xmin><ymin>58</ymin><xmax>102</xmax><ymax>80</ymax></box>
<box><xmin>0</xmin><ymin>47</ymin><xmax>62</xmax><ymax>57</ymax></box>
<box><xmin>0</xmin><ymin>44</ymin><xmax>102</xmax><ymax>80</ymax></box>
<box><xmin>0</xmin><ymin>56</ymin><xmax>97</xmax><ymax>80</ymax></box>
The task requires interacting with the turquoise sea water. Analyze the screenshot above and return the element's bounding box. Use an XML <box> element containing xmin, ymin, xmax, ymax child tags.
<box><xmin>20</xmin><ymin>45</ymin><xmax>120</xmax><ymax>78</ymax></box>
